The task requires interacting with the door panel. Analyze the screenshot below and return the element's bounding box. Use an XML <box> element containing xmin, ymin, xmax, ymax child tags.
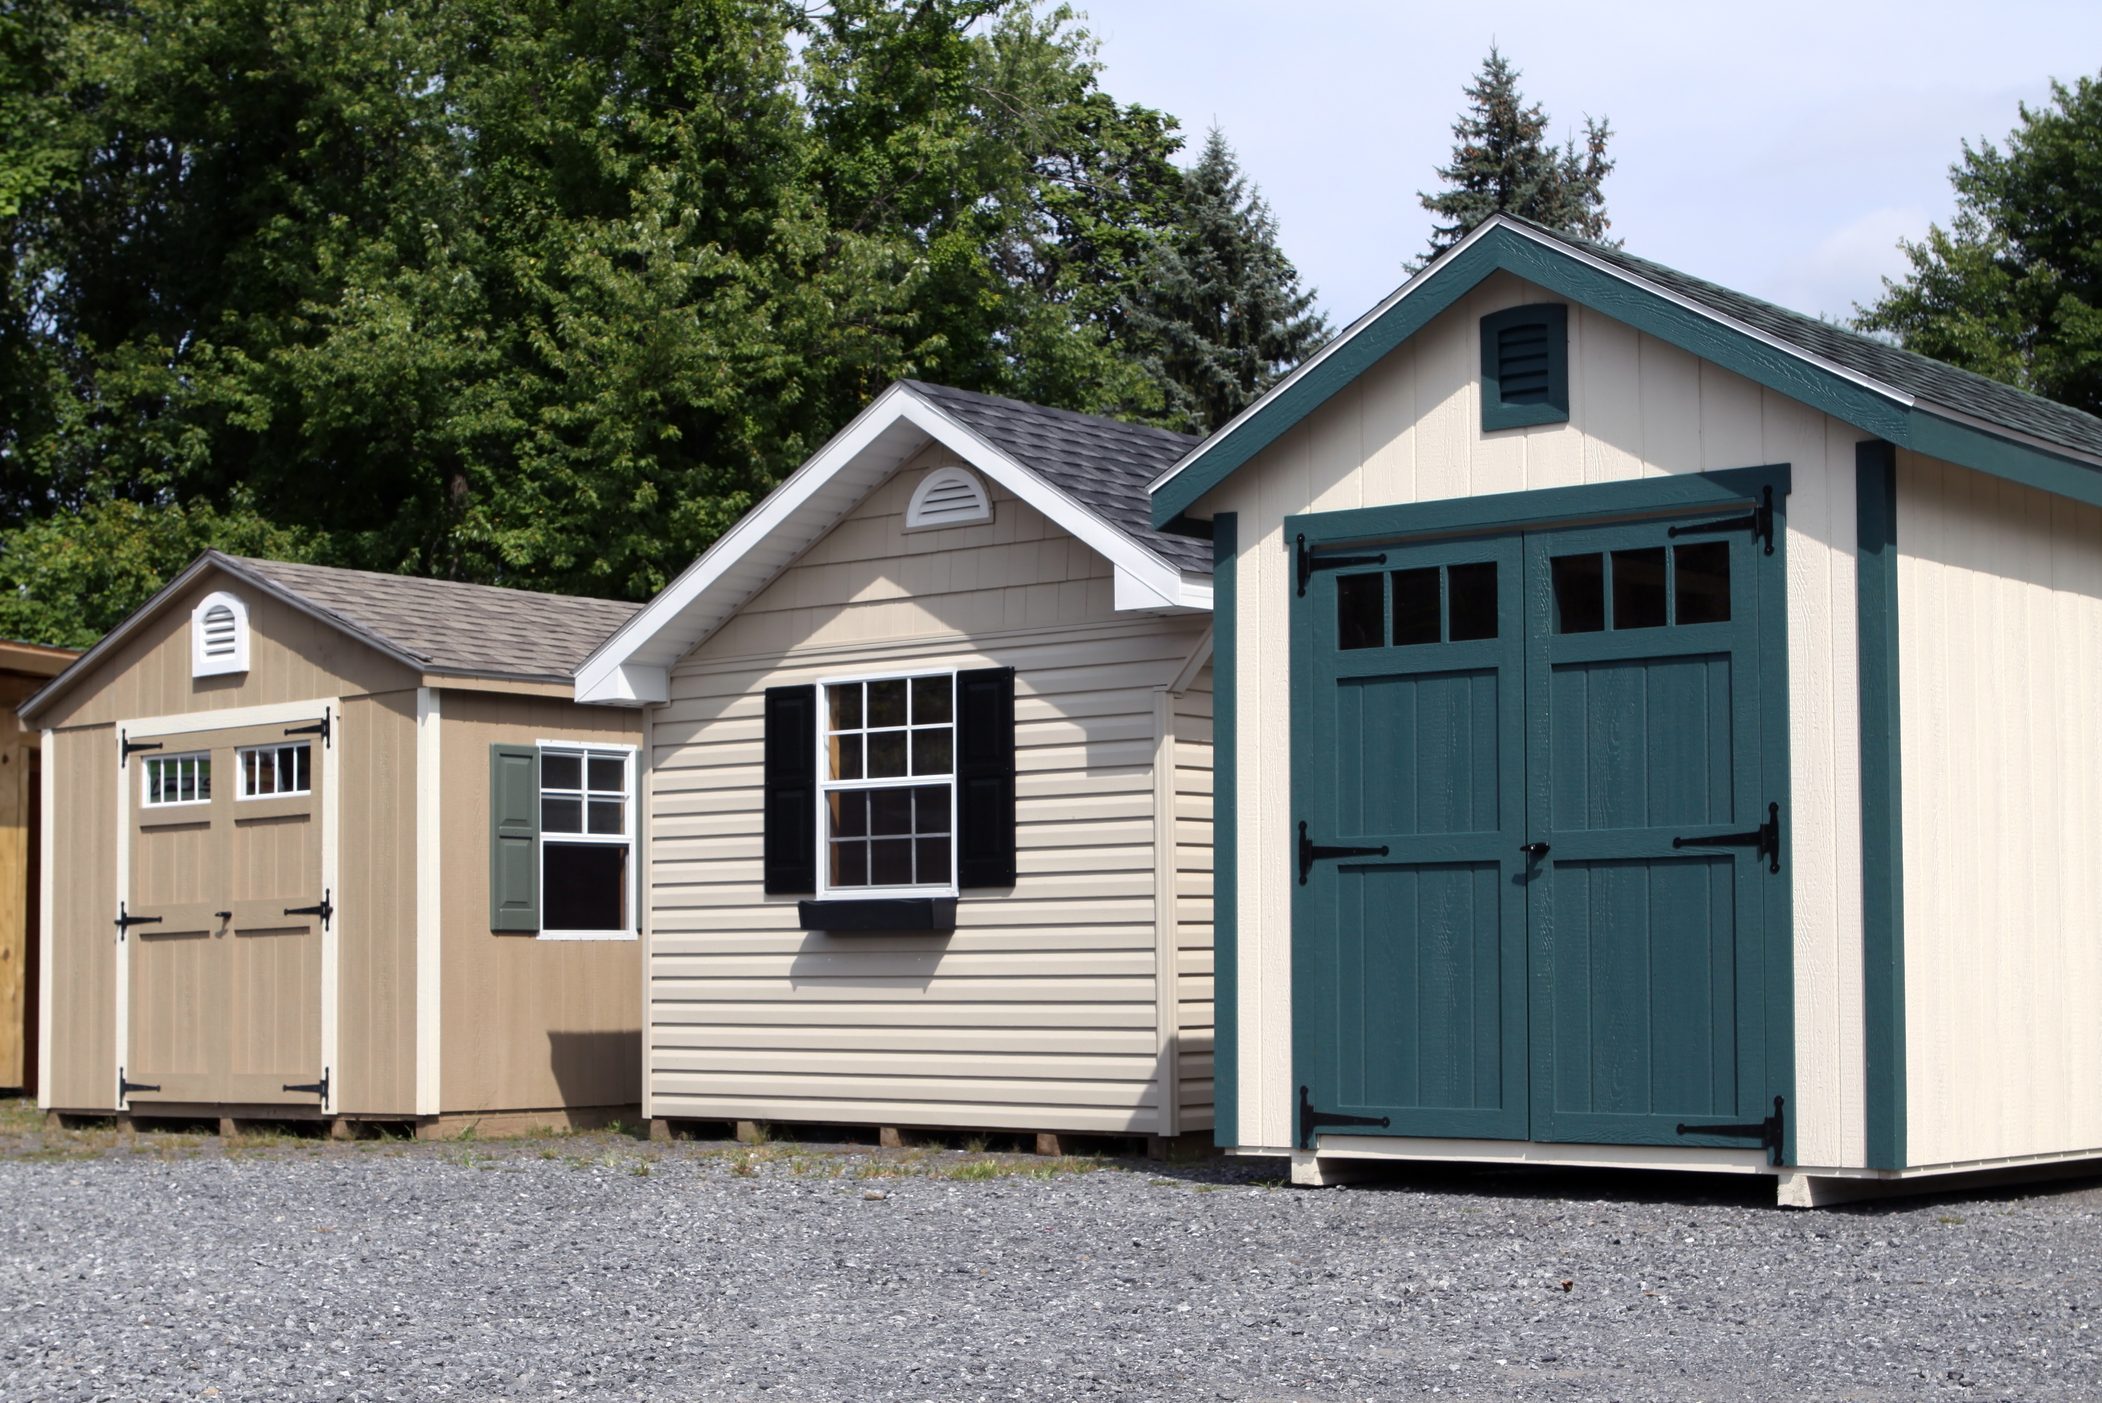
<box><xmin>1294</xmin><ymin>535</ymin><xmax>1528</xmax><ymax>1141</ymax></box>
<box><xmin>126</xmin><ymin>722</ymin><xmax>324</xmax><ymax>1106</ymax></box>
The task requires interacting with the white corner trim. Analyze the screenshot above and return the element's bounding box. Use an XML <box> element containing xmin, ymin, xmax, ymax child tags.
<box><xmin>318</xmin><ymin>697</ymin><xmax>340</xmax><ymax>1115</ymax></box>
<box><xmin>112</xmin><ymin>729</ymin><xmax>128</xmax><ymax>1110</ymax></box>
<box><xmin>573</xmin><ymin>382</ymin><xmax>1211</xmax><ymax>701</ymax></box>
<box><xmin>414</xmin><ymin>688</ymin><xmax>442</xmax><ymax>1115</ymax></box>
<box><xmin>35</xmin><ymin>730</ymin><xmax>55</xmax><ymax>1111</ymax></box>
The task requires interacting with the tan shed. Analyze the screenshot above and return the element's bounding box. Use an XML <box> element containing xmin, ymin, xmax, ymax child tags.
<box><xmin>1</xmin><ymin>639</ymin><xmax>78</xmax><ymax>1095</ymax></box>
<box><xmin>577</xmin><ymin>381</ymin><xmax>1218</xmax><ymax>1145</ymax></box>
<box><xmin>23</xmin><ymin>554</ymin><xmax>646</xmax><ymax>1132</ymax></box>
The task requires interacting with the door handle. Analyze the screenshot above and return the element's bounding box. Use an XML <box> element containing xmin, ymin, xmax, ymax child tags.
<box><xmin>215</xmin><ymin>910</ymin><xmax>233</xmax><ymax>920</ymax></box>
<box><xmin>1520</xmin><ymin>842</ymin><xmax>1550</xmax><ymax>857</ymax></box>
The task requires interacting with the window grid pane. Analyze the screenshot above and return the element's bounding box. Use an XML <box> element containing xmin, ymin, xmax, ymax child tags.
<box><xmin>538</xmin><ymin>746</ymin><xmax>633</xmax><ymax>933</ymax></box>
<box><xmin>822</xmin><ymin>673</ymin><xmax>958</xmax><ymax>890</ymax></box>
<box><xmin>144</xmin><ymin>752</ymin><xmax>213</xmax><ymax>807</ymax></box>
<box><xmin>238</xmin><ymin>742</ymin><xmax>311</xmax><ymax>799</ymax></box>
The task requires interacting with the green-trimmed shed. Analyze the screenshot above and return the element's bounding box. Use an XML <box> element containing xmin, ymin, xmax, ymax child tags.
<box><xmin>1152</xmin><ymin>214</ymin><xmax>2102</xmax><ymax>1205</ymax></box>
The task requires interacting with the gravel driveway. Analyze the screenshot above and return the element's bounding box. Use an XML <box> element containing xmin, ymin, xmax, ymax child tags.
<box><xmin>3</xmin><ymin>1122</ymin><xmax>2099</xmax><ymax>1401</ymax></box>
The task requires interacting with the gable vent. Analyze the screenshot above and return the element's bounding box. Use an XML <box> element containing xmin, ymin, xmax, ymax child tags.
<box><xmin>190</xmin><ymin>589</ymin><xmax>251</xmax><ymax>678</ymax></box>
<box><xmin>1480</xmin><ymin>303</ymin><xmax>1570</xmax><ymax>431</ymax></box>
<box><xmin>906</xmin><ymin>466</ymin><xmax>992</xmax><ymax>529</ymax></box>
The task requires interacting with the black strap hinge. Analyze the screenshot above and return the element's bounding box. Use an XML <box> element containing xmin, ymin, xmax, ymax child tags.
<box><xmin>283</xmin><ymin>890</ymin><xmax>334</xmax><ymax>931</ymax></box>
<box><xmin>1298</xmin><ymin>1085</ymin><xmax>1392</xmax><ymax>1149</ymax></box>
<box><xmin>1671</xmin><ymin>802</ymin><xmax>1781</xmax><ymax>874</ymax></box>
<box><xmin>283</xmin><ymin>708</ymin><xmax>331</xmax><ymax>747</ymax></box>
<box><xmin>1676</xmin><ymin>1095</ymin><xmax>1786</xmax><ymax>1164</ymax></box>
<box><xmin>1667</xmin><ymin>484</ymin><xmax>1775</xmax><ymax>556</ymax></box>
<box><xmin>283</xmin><ymin>1067</ymin><xmax>330</xmax><ymax>1103</ymax></box>
<box><xmin>1298</xmin><ymin>821</ymin><xmax>1389</xmax><ymax>884</ymax></box>
<box><xmin>119</xmin><ymin>731</ymin><xmax>163</xmax><ymax>766</ymax></box>
<box><xmin>119</xmin><ymin>1067</ymin><xmax>160</xmax><ymax>1098</ymax></box>
<box><xmin>114</xmin><ymin>902</ymin><xmax>162</xmax><ymax>939</ymax></box>
<box><xmin>1296</xmin><ymin>533</ymin><xmax>1388</xmax><ymax>596</ymax></box>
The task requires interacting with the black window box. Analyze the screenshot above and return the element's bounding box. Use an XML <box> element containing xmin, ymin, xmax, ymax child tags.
<box><xmin>797</xmin><ymin>898</ymin><xmax>957</xmax><ymax>933</ymax></box>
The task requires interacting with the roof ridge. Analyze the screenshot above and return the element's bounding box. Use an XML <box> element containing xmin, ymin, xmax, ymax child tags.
<box><xmin>223</xmin><ymin>553</ymin><xmax>638</xmax><ymax>609</ymax></box>
<box><xmin>900</xmin><ymin>380</ymin><xmax>1202</xmax><ymax>448</ymax></box>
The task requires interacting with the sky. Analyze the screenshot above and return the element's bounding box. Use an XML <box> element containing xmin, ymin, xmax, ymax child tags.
<box><xmin>1076</xmin><ymin>1</ymin><xmax>2102</xmax><ymax>331</ymax></box>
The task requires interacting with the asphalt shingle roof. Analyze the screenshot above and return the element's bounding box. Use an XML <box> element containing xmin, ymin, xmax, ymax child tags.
<box><xmin>227</xmin><ymin>555</ymin><xmax>640</xmax><ymax>681</ymax></box>
<box><xmin>901</xmin><ymin>381</ymin><xmax>1213</xmax><ymax>573</ymax></box>
<box><xmin>1540</xmin><ymin>222</ymin><xmax>2102</xmax><ymax>462</ymax></box>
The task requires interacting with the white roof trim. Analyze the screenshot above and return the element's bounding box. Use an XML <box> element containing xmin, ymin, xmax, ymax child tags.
<box><xmin>1149</xmin><ymin>214</ymin><xmax>1920</xmax><ymax>498</ymax></box>
<box><xmin>574</xmin><ymin>384</ymin><xmax>1208</xmax><ymax>704</ymax></box>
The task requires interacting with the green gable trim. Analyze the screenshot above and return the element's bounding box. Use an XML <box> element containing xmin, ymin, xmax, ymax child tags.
<box><xmin>1481</xmin><ymin>303</ymin><xmax>1569</xmax><ymax>431</ymax></box>
<box><xmin>1210</xmin><ymin>512</ymin><xmax>1240</xmax><ymax>1149</ymax></box>
<box><xmin>1856</xmin><ymin>441</ymin><xmax>1908</xmax><ymax>1170</ymax></box>
<box><xmin>1151</xmin><ymin>223</ymin><xmax>2102</xmax><ymax>527</ymax></box>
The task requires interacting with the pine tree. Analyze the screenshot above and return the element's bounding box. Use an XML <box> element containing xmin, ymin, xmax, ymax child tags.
<box><xmin>1128</xmin><ymin>128</ymin><xmax>1330</xmax><ymax>434</ymax></box>
<box><xmin>1418</xmin><ymin>46</ymin><xmax>1614</xmax><ymax>263</ymax></box>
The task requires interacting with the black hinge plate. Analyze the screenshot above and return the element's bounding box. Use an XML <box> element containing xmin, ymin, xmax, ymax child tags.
<box><xmin>282</xmin><ymin>890</ymin><xmax>334</xmax><ymax>931</ymax></box>
<box><xmin>119</xmin><ymin>731</ymin><xmax>163</xmax><ymax>766</ymax></box>
<box><xmin>1298</xmin><ymin>1085</ymin><xmax>1392</xmax><ymax>1149</ymax></box>
<box><xmin>1298</xmin><ymin>821</ymin><xmax>1389</xmax><ymax>884</ymax></box>
<box><xmin>1667</xmin><ymin>484</ymin><xmax>1775</xmax><ymax>555</ymax></box>
<box><xmin>1296</xmin><ymin>533</ymin><xmax>1388</xmax><ymax>596</ymax></box>
<box><xmin>119</xmin><ymin>1066</ymin><xmax>161</xmax><ymax>1098</ymax></box>
<box><xmin>1677</xmin><ymin>1095</ymin><xmax>1786</xmax><ymax>1164</ymax></box>
<box><xmin>283</xmin><ymin>708</ymin><xmax>331</xmax><ymax>747</ymax></box>
<box><xmin>282</xmin><ymin>1067</ymin><xmax>330</xmax><ymax>1102</ymax></box>
<box><xmin>1672</xmin><ymin>802</ymin><xmax>1781</xmax><ymax>874</ymax></box>
<box><xmin>114</xmin><ymin>902</ymin><xmax>162</xmax><ymax>939</ymax></box>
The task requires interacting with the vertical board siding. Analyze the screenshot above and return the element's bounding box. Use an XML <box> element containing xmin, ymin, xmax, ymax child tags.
<box><xmin>648</xmin><ymin>444</ymin><xmax>1209</xmax><ymax>1134</ymax></box>
<box><xmin>44</xmin><ymin>727</ymin><xmax>116</xmax><ymax>1108</ymax></box>
<box><xmin>1896</xmin><ymin>454</ymin><xmax>2102</xmax><ymax>1167</ymax></box>
<box><xmin>437</xmin><ymin>691</ymin><xmax>644</xmax><ymax>1113</ymax></box>
<box><xmin>334</xmin><ymin>691</ymin><xmax>420</xmax><ymax>1113</ymax></box>
<box><xmin>1172</xmin><ymin>663</ymin><xmax>1216</xmax><ymax>1127</ymax></box>
<box><xmin>1200</xmin><ymin>269</ymin><xmax>1872</xmax><ymax>1162</ymax></box>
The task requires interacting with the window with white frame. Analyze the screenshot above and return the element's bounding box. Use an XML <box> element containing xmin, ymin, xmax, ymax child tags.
<box><xmin>820</xmin><ymin>673</ymin><xmax>954</xmax><ymax>893</ymax></box>
<box><xmin>142</xmin><ymin>751</ymin><xmax>213</xmax><ymax>808</ymax></box>
<box><xmin>539</xmin><ymin>745</ymin><xmax>633</xmax><ymax>934</ymax></box>
<box><xmin>238</xmin><ymin>742</ymin><xmax>311</xmax><ymax>799</ymax></box>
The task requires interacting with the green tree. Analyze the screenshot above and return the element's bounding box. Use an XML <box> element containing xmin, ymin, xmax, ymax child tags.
<box><xmin>1856</xmin><ymin>74</ymin><xmax>2102</xmax><ymax>418</ymax></box>
<box><xmin>1127</xmin><ymin>128</ymin><xmax>1329</xmax><ymax>433</ymax></box>
<box><xmin>1418</xmin><ymin>45</ymin><xmax>1613</xmax><ymax>262</ymax></box>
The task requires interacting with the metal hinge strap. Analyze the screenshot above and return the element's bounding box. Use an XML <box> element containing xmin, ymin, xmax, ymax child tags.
<box><xmin>1298</xmin><ymin>1085</ymin><xmax>1391</xmax><ymax>1149</ymax></box>
<box><xmin>1295</xmin><ymin>533</ymin><xmax>1388</xmax><ymax>596</ymax></box>
<box><xmin>1297</xmin><ymin>821</ymin><xmax>1389</xmax><ymax>885</ymax></box>
<box><xmin>282</xmin><ymin>1067</ymin><xmax>330</xmax><ymax>1103</ymax></box>
<box><xmin>119</xmin><ymin>1067</ymin><xmax>160</xmax><ymax>1098</ymax></box>
<box><xmin>1676</xmin><ymin>1095</ymin><xmax>1786</xmax><ymax>1164</ymax></box>
<box><xmin>1671</xmin><ymin>802</ymin><xmax>1781</xmax><ymax>874</ymax></box>
<box><xmin>1666</xmin><ymin>485</ymin><xmax>1775</xmax><ymax>555</ymax></box>
<box><xmin>282</xmin><ymin>889</ymin><xmax>334</xmax><ymax>932</ymax></box>
<box><xmin>119</xmin><ymin>731</ymin><xmax>163</xmax><ymax>766</ymax></box>
<box><xmin>283</xmin><ymin>708</ymin><xmax>331</xmax><ymax>747</ymax></box>
<box><xmin>114</xmin><ymin>902</ymin><xmax>162</xmax><ymax>940</ymax></box>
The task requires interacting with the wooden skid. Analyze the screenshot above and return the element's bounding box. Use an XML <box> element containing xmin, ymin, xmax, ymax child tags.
<box><xmin>647</xmin><ymin>1113</ymin><xmax>1211</xmax><ymax>1161</ymax></box>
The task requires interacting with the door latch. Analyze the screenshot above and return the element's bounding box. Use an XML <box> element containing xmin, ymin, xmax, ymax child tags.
<box><xmin>1297</xmin><ymin>821</ymin><xmax>1389</xmax><ymax>885</ymax></box>
<box><xmin>1671</xmin><ymin>802</ymin><xmax>1781</xmax><ymax>873</ymax></box>
<box><xmin>282</xmin><ymin>890</ymin><xmax>334</xmax><ymax>931</ymax></box>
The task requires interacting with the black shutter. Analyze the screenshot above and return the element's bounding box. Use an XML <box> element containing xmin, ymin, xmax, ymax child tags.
<box><xmin>763</xmin><ymin>685</ymin><xmax>818</xmax><ymax>894</ymax></box>
<box><xmin>955</xmin><ymin>666</ymin><xmax>1016</xmax><ymax>888</ymax></box>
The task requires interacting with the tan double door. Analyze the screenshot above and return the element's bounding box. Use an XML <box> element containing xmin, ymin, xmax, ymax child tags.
<box><xmin>125</xmin><ymin>719</ymin><xmax>328</xmax><ymax>1107</ymax></box>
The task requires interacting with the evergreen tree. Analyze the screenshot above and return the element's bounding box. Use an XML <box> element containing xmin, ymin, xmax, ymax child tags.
<box><xmin>1856</xmin><ymin>75</ymin><xmax>2102</xmax><ymax>419</ymax></box>
<box><xmin>1418</xmin><ymin>46</ymin><xmax>1613</xmax><ymax>263</ymax></box>
<box><xmin>1127</xmin><ymin>128</ymin><xmax>1330</xmax><ymax>434</ymax></box>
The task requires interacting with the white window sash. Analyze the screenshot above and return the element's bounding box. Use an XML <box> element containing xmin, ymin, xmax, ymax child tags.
<box><xmin>814</xmin><ymin>669</ymin><xmax>959</xmax><ymax>900</ymax></box>
<box><xmin>535</xmin><ymin>741</ymin><xmax>638</xmax><ymax>939</ymax></box>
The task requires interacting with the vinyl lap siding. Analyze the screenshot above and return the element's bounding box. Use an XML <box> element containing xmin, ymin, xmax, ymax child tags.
<box><xmin>1172</xmin><ymin>664</ymin><xmax>1215</xmax><ymax>1128</ymax></box>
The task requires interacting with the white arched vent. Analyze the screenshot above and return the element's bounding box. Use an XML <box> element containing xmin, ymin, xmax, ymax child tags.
<box><xmin>905</xmin><ymin>466</ymin><xmax>992</xmax><ymax>529</ymax></box>
<box><xmin>190</xmin><ymin>590</ymin><xmax>251</xmax><ymax>678</ymax></box>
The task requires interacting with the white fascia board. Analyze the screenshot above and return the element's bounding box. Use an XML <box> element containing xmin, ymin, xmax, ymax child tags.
<box><xmin>1149</xmin><ymin>213</ymin><xmax>1922</xmax><ymax>499</ymax></box>
<box><xmin>574</xmin><ymin>383</ymin><xmax>1211</xmax><ymax>702</ymax></box>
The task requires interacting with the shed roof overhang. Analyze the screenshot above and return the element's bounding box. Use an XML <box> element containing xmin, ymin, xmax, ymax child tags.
<box><xmin>574</xmin><ymin>382</ymin><xmax>1212</xmax><ymax>706</ymax></box>
<box><xmin>1149</xmin><ymin>215</ymin><xmax>2102</xmax><ymax>526</ymax></box>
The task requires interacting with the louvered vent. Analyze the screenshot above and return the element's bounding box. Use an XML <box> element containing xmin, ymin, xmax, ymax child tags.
<box><xmin>1496</xmin><ymin>322</ymin><xmax>1553</xmax><ymax>404</ymax></box>
<box><xmin>200</xmin><ymin>604</ymin><xmax>239</xmax><ymax>657</ymax></box>
<box><xmin>906</xmin><ymin>466</ymin><xmax>992</xmax><ymax>529</ymax></box>
<box><xmin>190</xmin><ymin>589</ymin><xmax>250</xmax><ymax>677</ymax></box>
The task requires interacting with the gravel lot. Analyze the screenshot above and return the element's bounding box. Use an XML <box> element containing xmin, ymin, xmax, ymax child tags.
<box><xmin>3</xmin><ymin>1116</ymin><xmax>2100</xmax><ymax>1401</ymax></box>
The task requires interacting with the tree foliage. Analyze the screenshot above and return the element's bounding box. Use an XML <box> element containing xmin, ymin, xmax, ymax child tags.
<box><xmin>1128</xmin><ymin>128</ymin><xmax>1330</xmax><ymax>434</ymax></box>
<box><xmin>1418</xmin><ymin>45</ymin><xmax>1613</xmax><ymax>263</ymax></box>
<box><xmin>1856</xmin><ymin>74</ymin><xmax>2102</xmax><ymax>419</ymax></box>
<box><xmin>0</xmin><ymin>0</ymin><xmax>1248</xmax><ymax>645</ymax></box>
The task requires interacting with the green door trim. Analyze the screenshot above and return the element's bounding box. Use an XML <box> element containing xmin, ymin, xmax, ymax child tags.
<box><xmin>1285</xmin><ymin>465</ymin><xmax>1797</xmax><ymax>1164</ymax></box>
<box><xmin>1855</xmin><ymin>441</ymin><xmax>1907</xmax><ymax>1170</ymax></box>
<box><xmin>1211</xmin><ymin>512</ymin><xmax>1241</xmax><ymax>1149</ymax></box>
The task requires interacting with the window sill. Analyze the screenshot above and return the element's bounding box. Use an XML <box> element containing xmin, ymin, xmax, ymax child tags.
<box><xmin>533</xmin><ymin>929</ymin><xmax>638</xmax><ymax>942</ymax></box>
<box><xmin>798</xmin><ymin>898</ymin><xmax>957</xmax><ymax>933</ymax></box>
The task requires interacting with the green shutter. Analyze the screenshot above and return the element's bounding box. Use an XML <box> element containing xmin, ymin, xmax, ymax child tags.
<box><xmin>489</xmin><ymin>743</ymin><xmax>540</xmax><ymax>932</ymax></box>
<box><xmin>1480</xmin><ymin>303</ymin><xmax>1570</xmax><ymax>431</ymax></box>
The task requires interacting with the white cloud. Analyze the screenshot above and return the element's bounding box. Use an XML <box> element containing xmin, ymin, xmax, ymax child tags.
<box><xmin>1769</xmin><ymin>206</ymin><xmax>1932</xmax><ymax>323</ymax></box>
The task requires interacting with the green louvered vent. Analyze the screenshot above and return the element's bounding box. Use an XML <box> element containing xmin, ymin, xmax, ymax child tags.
<box><xmin>1480</xmin><ymin>303</ymin><xmax>1570</xmax><ymax>431</ymax></box>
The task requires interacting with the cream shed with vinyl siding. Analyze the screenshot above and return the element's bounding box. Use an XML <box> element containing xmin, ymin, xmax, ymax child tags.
<box><xmin>24</xmin><ymin>553</ymin><xmax>645</xmax><ymax>1130</ymax></box>
<box><xmin>582</xmin><ymin>382</ymin><xmax>1217</xmax><ymax>1141</ymax></box>
<box><xmin>1152</xmin><ymin>215</ymin><xmax>2102</xmax><ymax>1203</ymax></box>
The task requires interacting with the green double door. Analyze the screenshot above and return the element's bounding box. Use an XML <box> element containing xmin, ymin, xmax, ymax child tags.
<box><xmin>1292</xmin><ymin>504</ymin><xmax>1786</xmax><ymax>1152</ymax></box>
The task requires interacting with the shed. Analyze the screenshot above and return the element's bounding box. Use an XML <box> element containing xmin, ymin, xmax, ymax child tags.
<box><xmin>23</xmin><ymin>553</ymin><xmax>646</xmax><ymax>1132</ymax></box>
<box><xmin>578</xmin><ymin>380</ymin><xmax>1218</xmax><ymax>1146</ymax></box>
<box><xmin>1151</xmin><ymin>214</ymin><xmax>2102</xmax><ymax>1204</ymax></box>
<box><xmin>2</xmin><ymin>639</ymin><xmax>78</xmax><ymax>1095</ymax></box>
